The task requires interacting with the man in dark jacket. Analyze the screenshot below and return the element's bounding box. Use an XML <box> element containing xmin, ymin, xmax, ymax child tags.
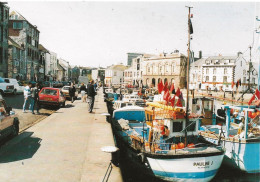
<box><xmin>69</xmin><ymin>83</ymin><xmax>76</xmax><ymax>103</ymax></box>
<box><xmin>87</xmin><ymin>80</ymin><xmax>96</xmax><ymax>113</ymax></box>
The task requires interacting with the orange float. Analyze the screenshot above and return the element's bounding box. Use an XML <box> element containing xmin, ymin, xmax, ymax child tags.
<box><xmin>178</xmin><ymin>142</ymin><xmax>185</xmax><ymax>149</ymax></box>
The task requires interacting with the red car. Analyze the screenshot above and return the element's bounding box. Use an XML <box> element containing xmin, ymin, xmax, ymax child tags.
<box><xmin>39</xmin><ymin>87</ymin><xmax>65</xmax><ymax>108</ymax></box>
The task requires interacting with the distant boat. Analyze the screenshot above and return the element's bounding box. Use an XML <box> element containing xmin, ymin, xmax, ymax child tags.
<box><xmin>111</xmin><ymin>105</ymin><xmax>225</xmax><ymax>182</ymax></box>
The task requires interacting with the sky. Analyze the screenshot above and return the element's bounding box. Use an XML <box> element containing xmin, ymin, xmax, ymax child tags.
<box><xmin>6</xmin><ymin>1</ymin><xmax>260</xmax><ymax>67</ymax></box>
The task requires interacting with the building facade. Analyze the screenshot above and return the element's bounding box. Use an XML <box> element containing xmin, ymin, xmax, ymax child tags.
<box><xmin>92</xmin><ymin>67</ymin><xmax>105</xmax><ymax>83</ymax></box>
<box><xmin>142</xmin><ymin>53</ymin><xmax>187</xmax><ymax>89</ymax></box>
<box><xmin>39</xmin><ymin>44</ymin><xmax>49</xmax><ymax>81</ymax></box>
<box><xmin>105</xmin><ymin>64</ymin><xmax>127</xmax><ymax>87</ymax></box>
<box><xmin>9</xmin><ymin>10</ymin><xmax>40</xmax><ymax>81</ymax></box>
<box><xmin>7</xmin><ymin>37</ymin><xmax>25</xmax><ymax>79</ymax></box>
<box><xmin>193</xmin><ymin>53</ymin><xmax>258</xmax><ymax>91</ymax></box>
<box><xmin>0</xmin><ymin>3</ymin><xmax>9</xmax><ymax>77</ymax></box>
<box><xmin>127</xmin><ymin>52</ymin><xmax>143</xmax><ymax>66</ymax></box>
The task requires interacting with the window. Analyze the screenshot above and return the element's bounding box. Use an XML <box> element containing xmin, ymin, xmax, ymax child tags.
<box><xmin>0</xmin><ymin>48</ymin><xmax>2</xmax><ymax>63</ymax></box>
<box><xmin>0</xmin><ymin>25</ymin><xmax>3</xmax><ymax>42</ymax></box>
<box><xmin>159</xmin><ymin>65</ymin><xmax>162</xmax><ymax>73</ymax></box>
<box><xmin>187</xmin><ymin>120</ymin><xmax>196</xmax><ymax>132</ymax></box>
<box><xmin>243</xmin><ymin>70</ymin><xmax>246</xmax><ymax>75</ymax></box>
<box><xmin>213</xmin><ymin>76</ymin><xmax>216</xmax><ymax>82</ymax></box>
<box><xmin>148</xmin><ymin>67</ymin><xmax>150</xmax><ymax>73</ymax></box>
<box><xmin>172</xmin><ymin>66</ymin><xmax>174</xmax><ymax>73</ymax></box>
<box><xmin>224</xmin><ymin>68</ymin><xmax>227</xmax><ymax>74</ymax></box>
<box><xmin>206</xmin><ymin>76</ymin><xmax>209</xmax><ymax>82</ymax></box>
<box><xmin>113</xmin><ymin>71</ymin><xmax>117</xmax><ymax>76</ymax></box>
<box><xmin>13</xmin><ymin>22</ymin><xmax>23</xmax><ymax>29</ymax></box>
<box><xmin>223</xmin><ymin>76</ymin><xmax>227</xmax><ymax>83</ymax></box>
<box><xmin>172</xmin><ymin>121</ymin><xmax>183</xmax><ymax>132</ymax></box>
<box><xmin>252</xmin><ymin>78</ymin><xmax>255</xmax><ymax>84</ymax></box>
<box><xmin>206</xmin><ymin>68</ymin><xmax>209</xmax><ymax>74</ymax></box>
<box><xmin>213</xmin><ymin>68</ymin><xmax>216</xmax><ymax>74</ymax></box>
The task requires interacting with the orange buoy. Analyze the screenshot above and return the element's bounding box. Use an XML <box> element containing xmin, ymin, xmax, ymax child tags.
<box><xmin>171</xmin><ymin>144</ymin><xmax>179</xmax><ymax>150</ymax></box>
<box><xmin>178</xmin><ymin>142</ymin><xmax>185</xmax><ymax>149</ymax></box>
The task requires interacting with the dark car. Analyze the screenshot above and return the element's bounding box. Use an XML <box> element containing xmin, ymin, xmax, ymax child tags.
<box><xmin>39</xmin><ymin>87</ymin><xmax>66</xmax><ymax>108</ymax></box>
<box><xmin>42</xmin><ymin>81</ymin><xmax>50</xmax><ymax>87</ymax></box>
<box><xmin>62</xmin><ymin>81</ymin><xmax>71</xmax><ymax>86</ymax></box>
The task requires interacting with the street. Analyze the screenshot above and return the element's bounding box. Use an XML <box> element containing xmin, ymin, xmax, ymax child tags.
<box><xmin>0</xmin><ymin>91</ymin><xmax>121</xmax><ymax>182</ymax></box>
<box><xmin>3</xmin><ymin>93</ymin><xmax>56</xmax><ymax>132</ymax></box>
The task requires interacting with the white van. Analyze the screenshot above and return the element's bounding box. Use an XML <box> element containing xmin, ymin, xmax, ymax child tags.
<box><xmin>4</xmin><ymin>78</ymin><xmax>24</xmax><ymax>94</ymax></box>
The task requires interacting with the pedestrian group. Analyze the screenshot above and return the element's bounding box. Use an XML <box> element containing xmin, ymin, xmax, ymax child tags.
<box><xmin>23</xmin><ymin>80</ymin><xmax>98</xmax><ymax>114</ymax></box>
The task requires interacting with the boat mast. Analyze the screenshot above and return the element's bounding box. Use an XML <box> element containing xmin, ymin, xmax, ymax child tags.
<box><xmin>185</xmin><ymin>6</ymin><xmax>193</xmax><ymax>147</ymax></box>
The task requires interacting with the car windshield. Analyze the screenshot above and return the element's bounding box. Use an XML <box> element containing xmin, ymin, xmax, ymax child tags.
<box><xmin>4</xmin><ymin>79</ymin><xmax>10</xmax><ymax>83</ymax></box>
<box><xmin>63</xmin><ymin>87</ymin><xmax>69</xmax><ymax>90</ymax></box>
<box><xmin>41</xmin><ymin>89</ymin><xmax>58</xmax><ymax>96</ymax></box>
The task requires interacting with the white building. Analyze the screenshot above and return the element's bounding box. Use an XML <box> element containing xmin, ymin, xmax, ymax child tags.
<box><xmin>59</xmin><ymin>59</ymin><xmax>70</xmax><ymax>81</ymax></box>
<box><xmin>91</xmin><ymin>67</ymin><xmax>105</xmax><ymax>82</ymax></box>
<box><xmin>191</xmin><ymin>53</ymin><xmax>258</xmax><ymax>92</ymax></box>
<box><xmin>105</xmin><ymin>64</ymin><xmax>127</xmax><ymax>87</ymax></box>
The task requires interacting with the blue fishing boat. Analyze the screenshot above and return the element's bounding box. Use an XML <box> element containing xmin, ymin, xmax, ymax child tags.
<box><xmin>111</xmin><ymin>105</ymin><xmax>225</xmax><ymax>182</ymax></box>
<box><xmin>199</xmin><ymin>105</ymin><xmax>260</xmax><ymax>173</ymax></box>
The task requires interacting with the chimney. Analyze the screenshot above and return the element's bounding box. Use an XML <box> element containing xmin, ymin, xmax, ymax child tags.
<box><xmin>237</xmin><ymin>52</ymin><xmax>242</xmax><ymax>57</ymax></box>
<box><xmin>199</xmin><ymin>51</ymin><xmax>202</xmax><ymax>59</ymax></box>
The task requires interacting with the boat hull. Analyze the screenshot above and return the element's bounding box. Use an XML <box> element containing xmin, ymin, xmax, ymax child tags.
<box><xmin>201</xmin><ymin>136</ymin><xmax>260</xmax><ymax>173</ymax></box>
<box><xmin>146</xmin><ymin>154</ymin><xmax>223</xmax><ymax>182</ymax></box>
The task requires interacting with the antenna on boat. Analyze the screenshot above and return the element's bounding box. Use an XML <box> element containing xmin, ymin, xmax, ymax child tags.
<box><xmin>185</xmin><ymin>5</ymin><xmax>193</xmax><ymax>147</ymax></box>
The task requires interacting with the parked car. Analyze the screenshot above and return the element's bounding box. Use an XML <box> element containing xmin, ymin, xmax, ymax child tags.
<box><xmin>39</xmin><ymin>87</ymin><xmax>65</xmax><ymax>108</ymax></box>
<box><xmin>42</xmin><ymin>81</ymin><xmax>50</xmax><ymax>87</ymax></box>
<box><xmin>0</xmin><ymin>93</ymin><xmax>19</xmax><ymax>140</ymax></box>
<box><xmin>4</xmin><ymin>78</ymin><xmax>24</xmax><ymax>94</ymax></box>
<box><xmin>53</xmin><ymin>81</ymin><xmax>63</xmax><ymax>88</ymax></box>
<box><xmin>61</xmin><ymin>86</ymin><xmax>78</xmax><ymax>100</ymax></box>
<box><xmin>62</xmin><ymin>81</ymin><xmax>71</xmax><ymax>86</ymax></box>
<box><xmin>0</xmin><ymin>77</ymin><xmax>15</xmax><ymax>95</ymax></box>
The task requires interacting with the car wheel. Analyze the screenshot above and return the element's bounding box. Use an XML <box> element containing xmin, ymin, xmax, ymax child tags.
<box><xmin>62</xmin><ymin>101</ymin><xmax>65</xmax><ymax>107</ymax></box>
<box><xmin>0</xmin><ymin>90</ymin><xmax>4</xmax><ymax>96</ymax></box>
<box><xmin>13</xmin><ymin>89</ymin><xmax>17</xmax><ymax>95</ymax></box>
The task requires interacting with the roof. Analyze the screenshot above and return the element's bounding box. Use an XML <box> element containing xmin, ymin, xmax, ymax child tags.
<box><xmin>205</xmin><ymin>56</ymin><xmax>237</xmax><ymax>61</ymax></box>
<box><xmin>58</xmin><ymin>60</ymin><xmax>68</xmax><ymax>70</ymax></box>
<box><xmin>145</xmin><ymin>52</ymin><xmax>187</xmax><ymax>61</ymax></box>
<box><xmin>9</xmin><ymin>10</ymin><xmax>40</xmax><ymax>32</ymax></box>
<box><xmin>107</xmin><ymin>64</ymin><xmax>128</xmax><ymax>71</ymax></box>
<box><xmin>39</xmin><ymin>44</ymin><xmax>50</xmax><ymax>53</ymax></box>
<box><xmin>8</xmin><ymin>37</ymin><xmax>23</xmax><ymax>50</ymax></box>
<box><xmin>190</xmin><ymin>58</ymin><xmax>206</xmax><ymax>66</ymax></box>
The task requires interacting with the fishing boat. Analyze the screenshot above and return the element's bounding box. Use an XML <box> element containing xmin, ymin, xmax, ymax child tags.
<box><xmin>111</xmin><ymin>103</ymin><xmax>225</xmax><ymax>182</ymax></box>
<box><xmin>199</xmin><ymin>105</ymin><xmax>260</xmax><ymax>173</ymax></box>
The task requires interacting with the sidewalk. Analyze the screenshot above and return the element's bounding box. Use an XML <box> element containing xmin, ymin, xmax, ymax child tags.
<box><xmin>0</xmin><ymin>89</ymin><xmax>122</xmax><ymax>182</ymax></box>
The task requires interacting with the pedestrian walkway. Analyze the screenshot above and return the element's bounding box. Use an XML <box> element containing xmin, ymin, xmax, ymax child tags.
<box><xmin>0</xmin><ymin>89</ymin><xmax>122</xmax><ymax>182</ymax></box>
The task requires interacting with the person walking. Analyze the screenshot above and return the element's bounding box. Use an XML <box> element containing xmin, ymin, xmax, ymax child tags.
<box><xmin>80</xmin><ymin>83</ymin><xmax>87</xmax><ymax>102</ymax></box>
<box><xmin>87</xmin><ymin>80</ymin><xmax>96</xmax><ymax>113</ymax></box>
<box><xmin>69</xmin><ymin>83</ymin><xmax>76</xmax><ymax>103</ymax></box>
<box><xmin>31</xmin><ymin>83</ymin><xmax>40</xmax><ymax>114</ymax></box>
<box><xmin>94</xmin><ymin>82</ymin><xmax>97</xmax><ymax>91</ymax></box>
<box><xmin>23</xmin><ymin>83</ymin><xmax>32</xmax><ymax>113</ymax></box>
